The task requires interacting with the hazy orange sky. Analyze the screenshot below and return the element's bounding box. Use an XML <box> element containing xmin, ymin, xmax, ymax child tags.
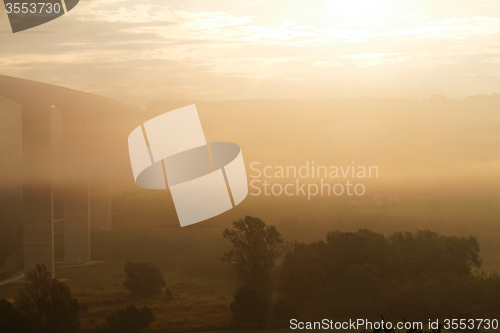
<box><xmin>1</xmin><ymin>0</ymin><xmax>500</xmax><ymax>105</ymax></box>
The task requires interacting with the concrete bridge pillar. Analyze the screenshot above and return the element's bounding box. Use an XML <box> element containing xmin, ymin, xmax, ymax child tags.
<box><xmin>88</xmin><ymin>111</ymin><xmax>112</xmax><ymax>231</ymax></box>
<box><xmin>22</xmin><ymin>105</ymin><xmax>62</xmax><ymax>278</ymax></box>
<box><xmin>0</xmin><ymin>97</ymin><xmax>23</xmax><ymax>254</ymax></box>
<box><xmin>63</xmin><ymin>111</ymin><xmax>91</xmax><ymax>263</ymax></box>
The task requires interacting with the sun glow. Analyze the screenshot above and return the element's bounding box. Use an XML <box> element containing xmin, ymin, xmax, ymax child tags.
<box><xmin>328</xmin><ymin>0</ymin><xmax>404</xmax><ymax>24</ymax></box>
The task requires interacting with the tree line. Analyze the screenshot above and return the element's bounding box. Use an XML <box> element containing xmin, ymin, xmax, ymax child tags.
<box><xmin>2</xmin><ymin>215</ymin><xmax>500</xmax><ymax>331</ymax></box>
<box><xmin>222</xmin><ymin>216</ymin><xmax>500</xmax><ymax>326</ymax></box>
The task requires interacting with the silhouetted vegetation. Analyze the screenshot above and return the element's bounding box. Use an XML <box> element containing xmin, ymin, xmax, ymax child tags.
<box><xmin>0</xmin><ymin>264</ymin><xmax>81</xmax><ymax>333</ymax></box>
<box><xmin>223</xmin><ymin>216</ymin><xmax>287</xmax><ymax>325</ymax></box>
<box><xmin>123</xmin><ymin>262</ymin><xmax>166</xmax><ymax>297</ymax></box>
<box><xmin>162</xmin><ymin>288</ymin><xmax>174</xmax><ymax>302</ymax></box>
<box><xmin>93</xmin><ymin>305</ymin><xmax>155</xmax><ymax>333</ymax></box>
<box><xmin>390</xmin><ymin>230</ymin><xmax>481</xmax><ymax>277</ymax></box>
<box><xmin>277</xmin><ymin>229</ymin><xmax>497</xmax><ymax>320</ymax></box>
<box><xmin>222</xmin><ymin>216</ymin><xmax>287</xmax><ymax>290</ymax></box>
<box><xmin>230</xmin><ymin>285</ymin><xmax>271</xmax><ymax>327</ymax></box>
<box><xmin>271</xmin><ymin>296</ymin><xmax>300</xmax><ymax>323</ymax></box>
<box><xmin>0</xmin><ymin>298</ymin><xmax>30</xmax><ymax>333</ymax></box>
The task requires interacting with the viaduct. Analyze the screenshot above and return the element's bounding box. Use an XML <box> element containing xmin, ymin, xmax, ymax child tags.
<box><xmin>0</xmin><ymin>75</ymin><xmax>132</xmax><ymax>278</ymax></box>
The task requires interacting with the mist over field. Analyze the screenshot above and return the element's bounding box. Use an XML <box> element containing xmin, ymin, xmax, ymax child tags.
<box><xmin>1</xmin><ymin>89</ymin><xmax>500</xmax><ymax>332</ymax></box>
<box><xmin>3</xmin><ymin>94</ymin><xmax>500</xmax><ymax>228</ymax></box>
<box><xmin>2</xmin><ymin>0</ymin><xmax>500</xmax><ymax>329</ymax></box>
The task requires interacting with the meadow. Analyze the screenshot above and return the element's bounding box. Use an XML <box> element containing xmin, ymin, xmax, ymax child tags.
<box><xmin>1</xmin><ymin>193</ymin><xmax>500</xmax><ymax>332</ymax></box>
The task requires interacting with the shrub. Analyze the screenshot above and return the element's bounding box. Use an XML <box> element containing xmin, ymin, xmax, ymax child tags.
<box><xmin>123</xmin><ymin>262</ymin><xmax>166</xmax><ymax>297</ymax></box>
<box><xmin>162</xmin><ymin>289</ymin><xmax>174</xmax><ymax>302</ymax></box>
<box><xmin>230</xmin><ymin>285</ymin><xmax>271</xmax><ymax>326</ymax></box>
<box><xmin>93</xmin><ymin>305</ymin><xmax>155</xmax><ymax>333</ymax></box>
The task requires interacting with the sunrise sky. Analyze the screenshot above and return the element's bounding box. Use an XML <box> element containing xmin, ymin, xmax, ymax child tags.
<box><xmin>1</xmin><ymin>0</ymin><xmax>500</xmax><ymax>105</ymax></box>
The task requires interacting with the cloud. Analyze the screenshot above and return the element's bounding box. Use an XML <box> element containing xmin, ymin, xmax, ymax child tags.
<box><xmin>71</xmin><ymin>1</ymin><xmax>500</xmax><ymax>45</ymax></box>
<box><xmin>2</xmin><ymin>0</ymin><xmax>500</xmax><ymax>104</ymax></box>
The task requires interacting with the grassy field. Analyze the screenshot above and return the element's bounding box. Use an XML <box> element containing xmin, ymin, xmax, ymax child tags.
<box><xmin>1</xmin><ymin>194</ymin><xmax>500</xmax><ymax>332</ymax></box>
<box><xmin>67</xmin><ymin>262</ymin><xmax>237</xmax><ymax>331</ymax></box>
<box><xmin>0</xmin><ymin>261</ymin><xmax>237</xmax><ymax>332</ymax></box>
<box><xmin>2</xmin><ymin>255</ymin><xmax>500</xmax><ymax>332</ymax></box>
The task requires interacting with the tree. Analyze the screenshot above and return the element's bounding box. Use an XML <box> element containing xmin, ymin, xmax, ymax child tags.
<box><xmin>230</xmin><ymin>285</ymin><xmax>271</xmax><ymax>326</ymax></box>
<box><xmin>277</xmin><ymin>229</ymin><xmax>487</xmax><ymax>319</ymax></box>
<box><xmin>0</xmin><ymin>298</ymin><xmax>31</xmax><ymax>333</ymax></box>
<box><xmin>272</xmin><ymin>297</ymin><xmax>300</xmax><ymax>322</ymax></box>
<box><xmin>15</xmin><ymin>264</ymin><xmax>80</xmax><ymax>333</ymax></box>
<box><xmin>277</xmin><ymin>241</ymin><xmax>327</xmax><ymax>303</ymax></box>
<box><xmin>222</xmin><ymin>216</ymin><xmax>286</xmax><ymax>289</ymax></box>
<box><xmin>345</xmin><ymin>263</ymin><xmax>385</xmax><ymax>306</ymax></box>
<box><xmin>123</xmin><ymin>262</ymin><xmax>166</xmax><ymax>297</ymax></box>
<box><xmin>93</xmin><ymin>305</ymin><xmax>155</xmax><ymax>333</ymax></box>
<box><xmin>325</xmin><ymin>229</ymin><xmax>392</xmax><ymax>284</ymax></box>
<box><xmin>389</xmin><ymin>231</ymin><xmax>481</xmax><ymax>277</ymax></box>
